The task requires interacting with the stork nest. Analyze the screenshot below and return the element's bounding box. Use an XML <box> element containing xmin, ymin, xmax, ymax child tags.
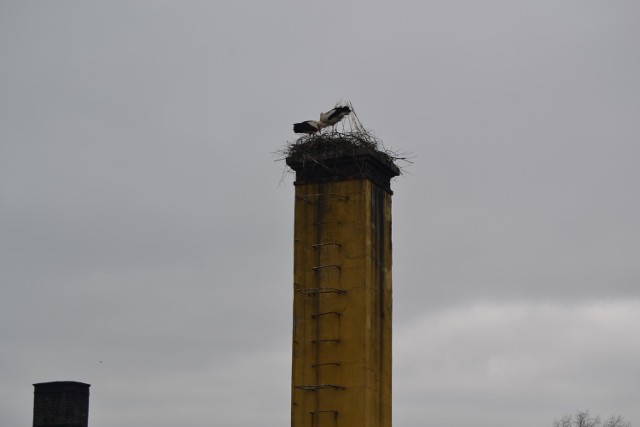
<box><xmin>276</xmin><ymin>102</ymin><xmax>411</xmax><ymax>179</ymax></box>
<box><xmin>285</xmin><ymin>130</ymin><xmax>396</xmax><ymax>165</ymax></box>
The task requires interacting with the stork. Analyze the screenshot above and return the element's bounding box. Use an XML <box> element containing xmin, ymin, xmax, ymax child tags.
<box><xmin>319</xmin><ymin>106</ymin><xmax>351</xmax><ymax>132</ymax></box>
<box><xmin>293</xmin><ymin>120</ymin><xmax>326</xmax><ymax>134</ymax></box>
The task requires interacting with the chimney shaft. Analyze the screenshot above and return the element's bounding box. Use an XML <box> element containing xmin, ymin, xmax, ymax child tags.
<box><xmin>287</xmin><ymin>149</ymin><xmax>399</xmax><ymax>427</ymax></box>
<box><xmin>33</xmin><ymin>381</ymin><xmax>90</xmax><ymax>427</ymax></box>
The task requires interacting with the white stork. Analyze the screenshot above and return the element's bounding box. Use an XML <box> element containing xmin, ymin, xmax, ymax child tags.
<box><xmin>293</xmin><ymin>120</ymin><xmax>326</xmax><ymax>134</ymax></box>
<box><xmin>319</xmin><ymin>106</ymin><xmax>351</xmax><ymax>131</ymax></box>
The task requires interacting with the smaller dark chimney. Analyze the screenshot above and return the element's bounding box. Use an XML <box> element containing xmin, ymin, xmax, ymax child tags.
<box><xmin>33</xmin><ymin>381</ymin><xmax>90</xmax><ymax>427</ymax></box>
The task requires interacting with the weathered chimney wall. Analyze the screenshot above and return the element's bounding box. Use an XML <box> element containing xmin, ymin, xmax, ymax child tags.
<box><xmin>33</xmin><ymin>381</ymin><xmax>90</xmax><ymax>427</ymax></box>
<box><xmin>287</xmin><ymin>149</ymin><xmax>399</xmax><ymax>427</ymax></box>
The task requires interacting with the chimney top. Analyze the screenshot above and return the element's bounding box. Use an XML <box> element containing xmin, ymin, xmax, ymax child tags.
<box><xmin>33</xmin><ymin>381</ymin><xmax>90</xmax><ymax>389</ymax></box>
<box><xmin>286</xmin><ymin>146</ymin><xmax>400</xmax><ymax>193</ymax></box>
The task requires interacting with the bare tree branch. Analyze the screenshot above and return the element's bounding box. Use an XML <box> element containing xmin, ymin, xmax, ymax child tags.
<box><xmin>553</xmin><ymin>411</ymin><xmax>631</xmax><ymax>427</ymax></box>
<box><xmin>604</xmin><ymin>415</ymin><xmax>632</xmax><ymax>427</ymax></box>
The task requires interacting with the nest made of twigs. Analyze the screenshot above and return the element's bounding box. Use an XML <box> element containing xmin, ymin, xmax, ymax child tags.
<box><xmin>286</xmin><ymin>130</ymin><xmax>395</xmax><ymax>164</ymax></box>
<box><xmin>278</xmin><ymin>101</ymin><xmax>409</xmax><ymax>174</ymax></box>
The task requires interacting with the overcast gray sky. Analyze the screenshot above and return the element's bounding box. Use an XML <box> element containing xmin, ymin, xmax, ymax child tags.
<box><xmin>1</xmin><ymin>1</ymin><xmax>639</xmax><ymax>427</ymax></box>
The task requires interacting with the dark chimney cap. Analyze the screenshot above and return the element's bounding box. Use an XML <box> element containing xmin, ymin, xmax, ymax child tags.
<box><xmin>286</xmin><ymin>147</ymin><xmax>400</xmax><ymax>193</ymax></box>
<box><xmin>33</xmin><ymin>381</ymin><xmax>90</xmax><ymax>391</ymax></box>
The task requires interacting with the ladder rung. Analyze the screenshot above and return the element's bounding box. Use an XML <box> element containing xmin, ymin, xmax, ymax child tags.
<box><xmin>295</xmin><ymin>384</ymin><xmax>345</xmax><ymax>391</ymax></box>
<box><xmin>312</xmin><ymin>264</ymin><xmax>341</xmax><ymax>271</ymax></box>
<box><xmin>312</xmin><ymin>242</ymin><xmax>341</xmax><ymax>248</ymax></box>
<box><xmin>311</xmin><ymin>311</ymin><xmax>341</xmax><ymax>318</ymax></box>
<box><xmin>297</xmin><ymin>288</ymin><xmax>346</xmax><ymax>295</ymax></box>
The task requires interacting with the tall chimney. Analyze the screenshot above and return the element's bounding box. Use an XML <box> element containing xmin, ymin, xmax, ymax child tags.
<box><xmin>33</xmin><ymin>381</ymin><xmax>90</xmax><ymax>427</ymax></box>
<box><xmin>287</xmin><ymin>147</ymin><xmax>399</xmax><ymax>427</ymax></box>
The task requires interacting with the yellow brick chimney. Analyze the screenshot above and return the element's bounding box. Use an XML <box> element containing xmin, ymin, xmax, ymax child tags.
<box><xmin>287</xmin><ymin>148</ymin><xmax>400</xmax><ymax>427</ymax></box>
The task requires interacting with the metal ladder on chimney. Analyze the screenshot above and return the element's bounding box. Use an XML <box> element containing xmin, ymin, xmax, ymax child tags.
<box><xmin>294</xmin><ymin>192</ymin><xmax>349</xmax><ymax>427</ymax></box>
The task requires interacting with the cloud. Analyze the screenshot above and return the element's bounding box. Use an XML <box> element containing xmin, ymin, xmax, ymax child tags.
<box><xmin>395</xmin><ymin>301</ymin><xmax>640</xmax><ymax>426</ymax></box>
